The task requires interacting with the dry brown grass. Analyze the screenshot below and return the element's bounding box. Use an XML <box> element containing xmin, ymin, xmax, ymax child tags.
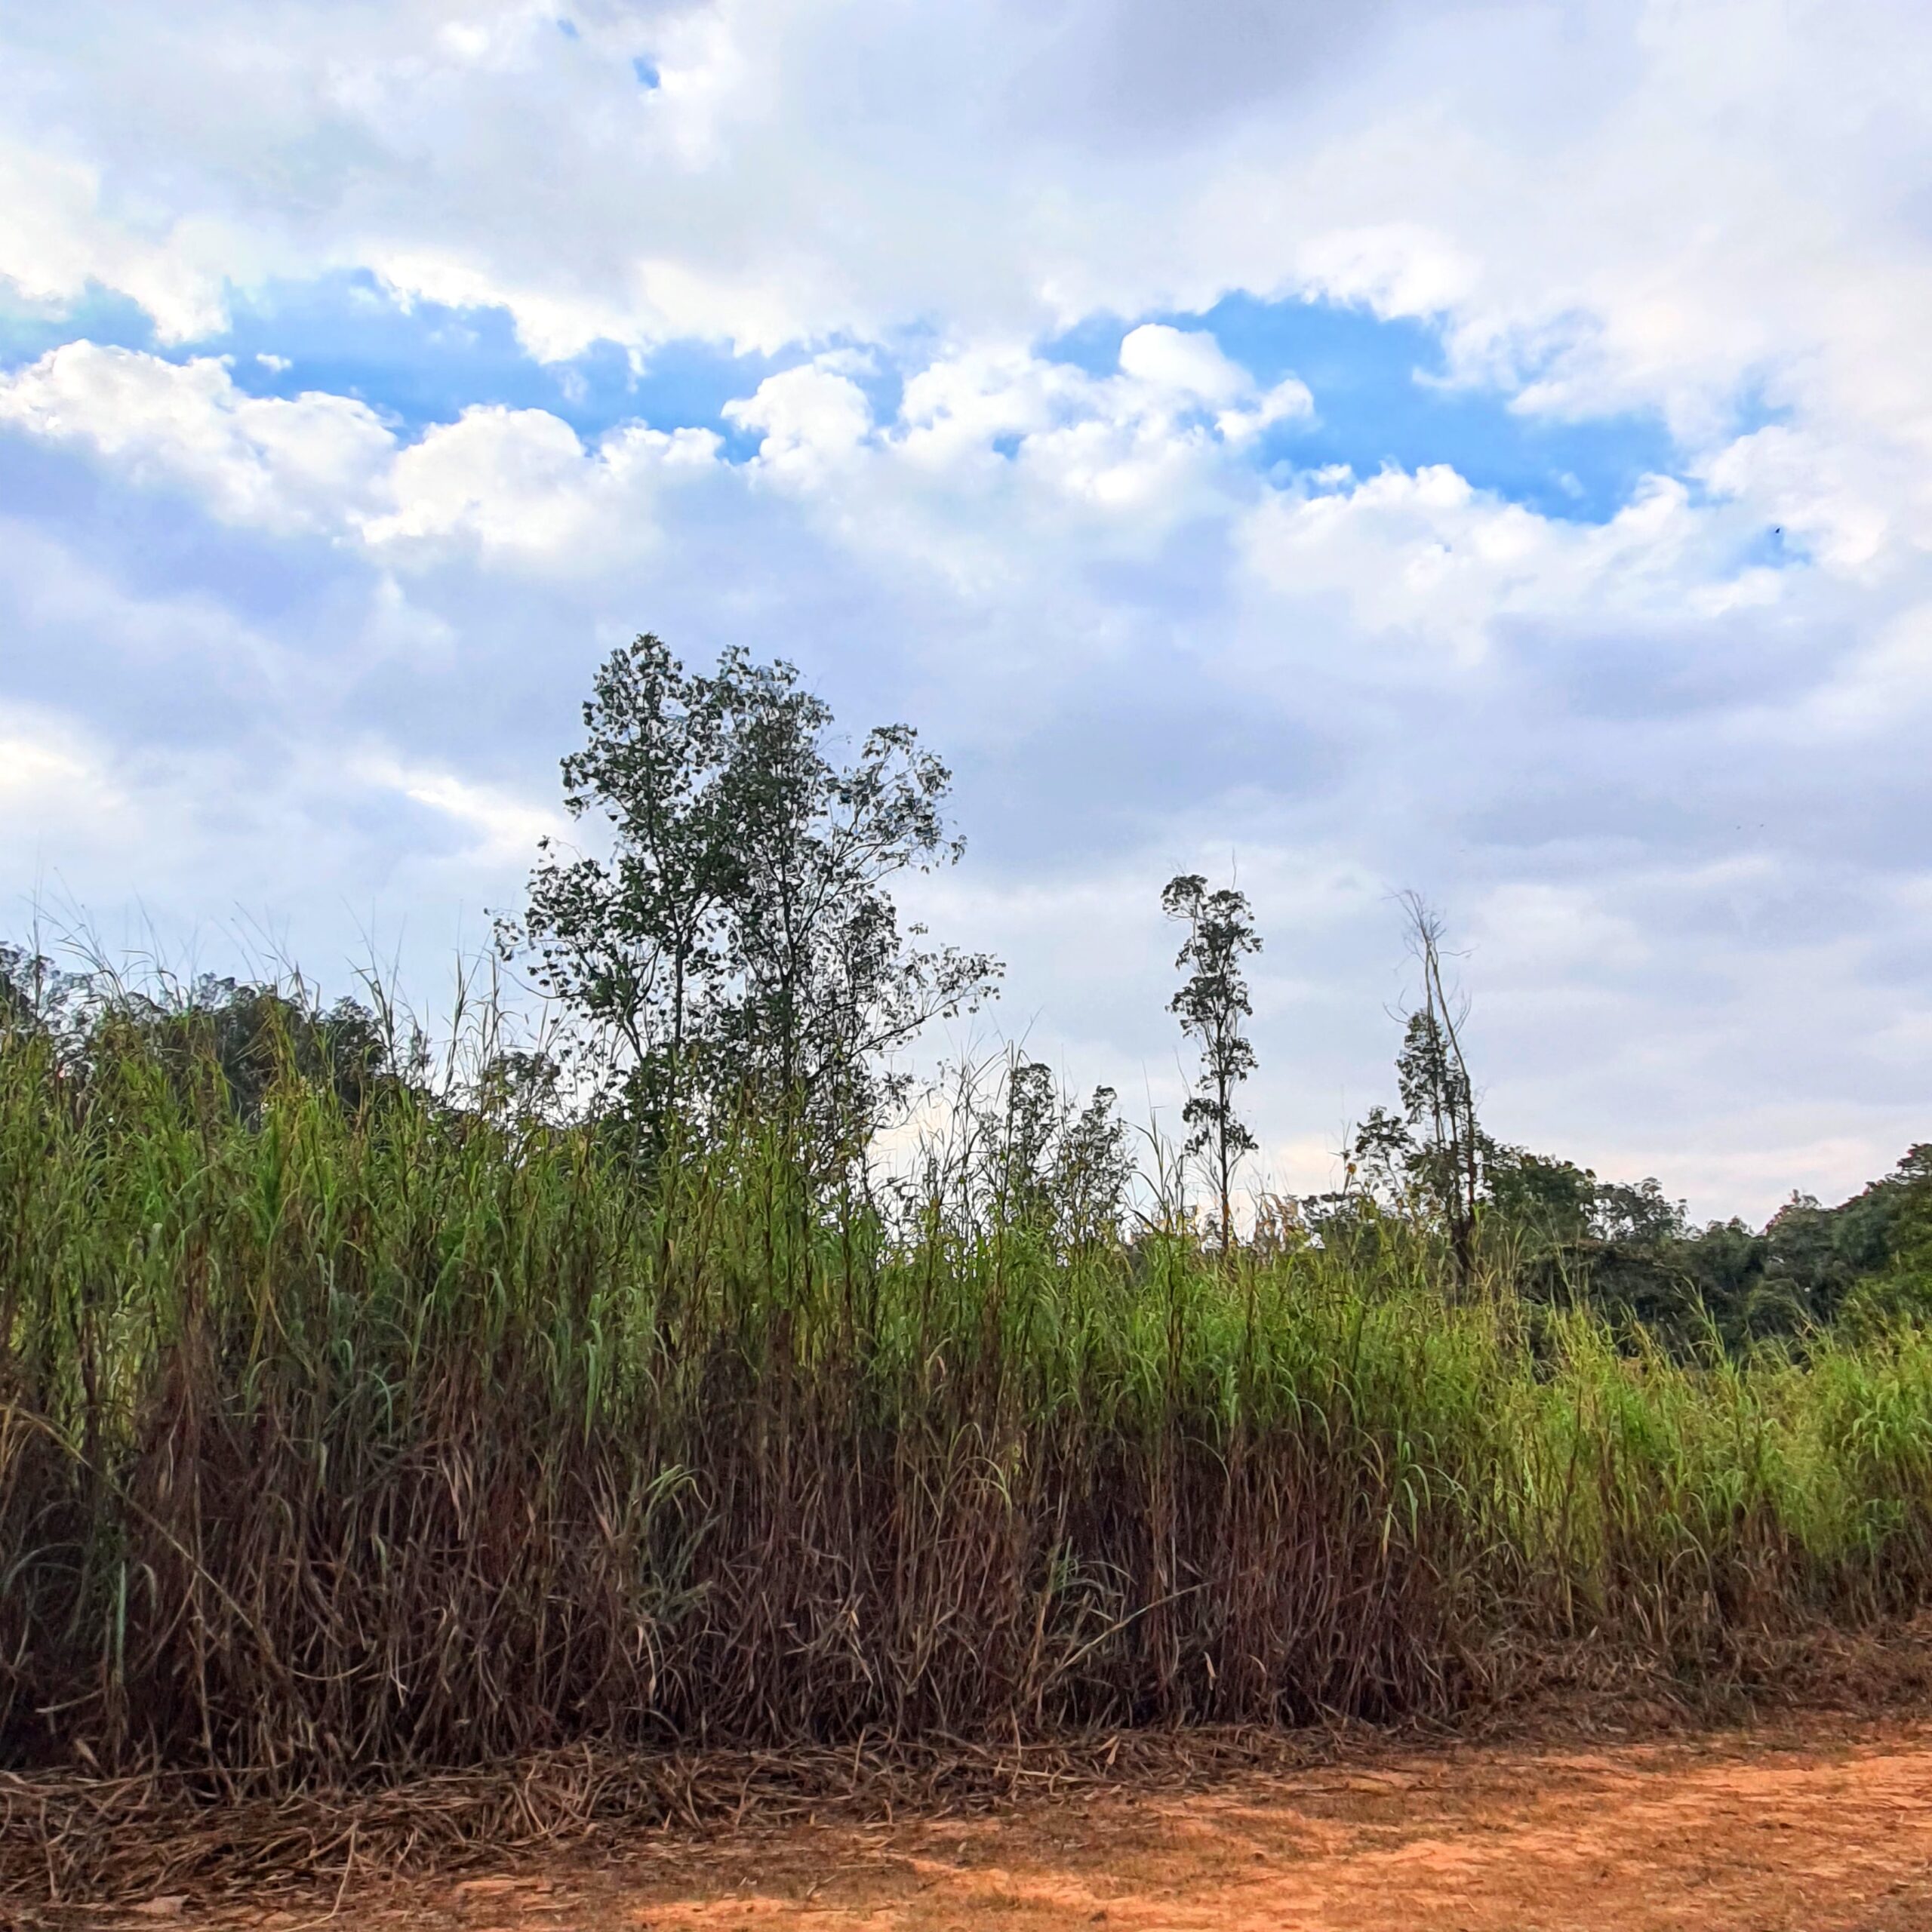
<box><xmin>11</xmin><ymin>1621</ymin><xmax>1932</xmax><ymax>1909</ymax></box>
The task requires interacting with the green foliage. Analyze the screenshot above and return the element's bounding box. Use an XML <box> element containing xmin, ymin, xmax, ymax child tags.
<box><xmin>1482</xmin><ymin>1146</ymin><xmax>1932</xmax><ymax>1352</ymax></box>
<box><xmin>952</xmin><ymin>1053</ymin><xmax>1134</xmax><ymax>1250</ymax></box>
<box><xmin>502</xmin><ymin>634</ymin><xmax>1001</xmax><ymax>1165</ymax></box>
<box><xmin>1161</xmin><ymin>873</ymin><xmax>1260</xmax><ymax>1250</ymax></box>
<box><xmin>4</xmin><ymin>998</ymin><xmax>1932</xmax><ymax>1785</ymax></box>
<box><xmin>1824</xmin><ymin>1148</ymin><xmax>1932</xmax><ymax>1330</ymax></box>
<box><xmin>1485</xmin><ymin>1148</ymin><xmax>1598</xmax><ymax>1244</ymax></box>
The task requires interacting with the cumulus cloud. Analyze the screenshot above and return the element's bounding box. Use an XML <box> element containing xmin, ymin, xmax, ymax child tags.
<box><xmin>0</xmin><ymin>0</ymin><xmax>1915</xmax><ymax>446</ymax></box>
<box><xmin>1118</xmin><ymin>323</ymin><xmax>1312</xmax><ymax>444</ymax></box>
<box><xmin>365</xmin><ymin>408</ymin><xmax>721</xmax><ymax>561</ymax></box>
<box><xmin>0</xmin><ymin>346</ymin><xmax>729</xmax><ymax>565</ymax></box>
<box><xmin>0</xmin><ymin>705</ymin><xmax>125</xmax><ymax>844</ymax></box>
<box><xmin>352</xmin><ymin>754</ymin><xmax>565</xmax><ymax>865</ymax></box>
<box><xmin>1235</xmin><ymin>466</ymin><xmax>1741</xmax><ymax>668</ymax></box>
<box><xmin>0</xmin><ymin>343</ymin><xmax>394</xmax><ymax>531</ymax></box>
<box><xmin>724</xmin><ymin>361</ymin><xmax>873</xmax><ymax>472</ymax></box>
<box><xmin>0</xmin><ymin>141</ymin><xmax>232</xmax><ymax>341</ymax></box>
<box><xmin>1118</xmin><ymin>325</ymin><xmax>1250</xmax><ymax>405</ymax></box>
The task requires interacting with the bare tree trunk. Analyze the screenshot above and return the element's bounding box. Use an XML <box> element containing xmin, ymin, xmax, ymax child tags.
<box><xmin>1217</xmin><ymin>1061</ymin><xmax>1235</xmax><ymax>1254</ymax></box>
<box><xmin>1403</xmin><ymin>891</ymin><xmax>1481</xmax><ymax>1297</ymax></box>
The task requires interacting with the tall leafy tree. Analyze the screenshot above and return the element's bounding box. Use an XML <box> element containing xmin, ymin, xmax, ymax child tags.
<box><xmin>500</xmin><ymin>635</ymin><xmax>736</xmax><ymax>1133</ymax></box>
<box><xmin>0</xmin><ymin>944</ymin><xmax>54</xmax><ymax>1035</ymax></box>
<box><xmin>703</xmin><ymin>663</ymin><xmax>1000</xmax><ymax>1158</ymax></box>
<box><xmin>1162</xmin><ymin>872</ymin><xmax>1262</xmax><ymax>1251</ymax></box>
<box><xmin>992</xmin><ymin>1055</ymin><xmax>1060</xmax><ymax>1230</ymax></box>
<box><xmin>1050</xmin><ymin>1081</ymin><xmax>1134</xmax><ymax>1250</ymax></box>
<box><xmin>503</xmin><ymin>634</ymin><xmax>1001</xmax><ymax>1165</ymax></box>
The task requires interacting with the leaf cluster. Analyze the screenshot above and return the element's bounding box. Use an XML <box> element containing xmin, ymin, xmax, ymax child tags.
<box><xmin>501</xmin><ymin>635</ymin><xmax>1001</xmax><ymax>1167</ymax></box>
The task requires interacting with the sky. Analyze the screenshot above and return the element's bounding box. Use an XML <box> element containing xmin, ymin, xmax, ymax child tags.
<box><xmin>2</xmin><ymin>0</ymin><xmax>1929</xmax><ymax>1223</ymax></box>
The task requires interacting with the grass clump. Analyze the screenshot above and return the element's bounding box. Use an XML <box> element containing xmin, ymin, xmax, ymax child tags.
<box><xmin>2</xmin><ymin>998</ymin><xmax>1930</xmax><ymax>1787</ymax></box>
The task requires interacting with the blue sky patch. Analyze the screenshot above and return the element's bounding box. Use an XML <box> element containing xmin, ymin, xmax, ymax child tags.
<box><xmin>188</xmin><ymin>273</ymin><xmax>795</xmax><ymax>445</ymax></box>
<box><xmin>0</xmin><ymin>284</ymin><xmax>158</xmax><ymax>367</ymax></box>
<box><xmin>1044</xmin><ymin>294</ymin><xmax>1681</xmax><ymax>524</ymax></box>
<box><xmin>0</xmin><ymin>275</ymin><xmax>1763</xmax><ymax>530</ymax></box>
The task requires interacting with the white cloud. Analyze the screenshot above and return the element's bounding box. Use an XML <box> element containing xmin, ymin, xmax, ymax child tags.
<box><xmin>372</xmin><ymin>250</ymin><xmax>647</xmax><ymax>366</ymax></box>
<box><xmin>0</xmin><ymin>334</ymin><xmax>1298</xmax><ymax>575</ymax></box>
<box><xmin>0</xmin><ymin>343</ymin><xmax>393</xmax><ymax>531</ymax></box>
<box><xmin>0</xmin><ymin>141</ymin><xmax>232</xmax><ymax>341</ymax></box>
<box><xmin>1235</xmin><ymin>464</ymin><xmax>1727</xmax><ymax>668</ymax></box>
<box><xmin>1296</xmin><ymin>222</ymin><xmax>1478</xmax><ymax>321</ymax></box>
<box><xmin>1118</xmin><ymin>323</ymin><xmax>1312</xmax><ymax>444</ymax></box>
<box><xmin>358</xmin><ymin>755</ymin><xmax>564</xmax><ymax>864</ymax></box>
<box><xmin>1699</xmin><ymin>423</ymin><xmax>1899</xmax><ymax>575</ymax></box>
<box><xmin>1118</xmin><ymin>324</ymin><xmax>1249</xmax><ymax>405</ymax></box>
<box><xmin>724</xmin><ymin>362</ymin><xmax>872</xmax><ymax>472</ymax></box>
<box><xmin>0</xmin><ymin>707</ymin><xmax>122</xmax><ymax>835</ymax></box>
<box><xmin>6</xmin><ymin>1</ymin><xmax>1932</xmax><ymax>1217</ymax></box>
<box><xmin>0</xmin><ymin>346</ymin><xmax>725</xmax><ymax>565</ymax></box>
<box><xmin>364</xmin><ymin>407</ymin><xmax>720</xmax><ymax>561</ymax></box>
<box><xmin>0</xmin><ymin>0</ymin><xmax>1911</xmax><ymax>472</ymax></box>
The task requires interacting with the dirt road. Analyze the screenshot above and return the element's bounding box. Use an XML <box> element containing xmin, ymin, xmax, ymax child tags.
<box><xmin>122</xmin><ymin>1718</ymin><xmax>1932</xmax><ymax>1932</ymax></box>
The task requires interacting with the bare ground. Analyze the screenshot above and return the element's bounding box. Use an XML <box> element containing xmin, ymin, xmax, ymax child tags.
<box><xmin>58</xmin><ymin>1715</ymin><xmax>1932</xmax><ymax>1932</ymax></box>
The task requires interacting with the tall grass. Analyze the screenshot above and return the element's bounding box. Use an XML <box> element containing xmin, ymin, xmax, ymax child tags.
<box><xmin>2</xmin><ymin>1008</ymin><xmax>1930</xmax><ymax>1784</ymax></box>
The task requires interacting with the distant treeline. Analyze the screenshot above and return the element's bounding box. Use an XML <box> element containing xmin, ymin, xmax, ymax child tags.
<box><xmin>1488</xmin><ymin>1143</ymin><xmax>1932</xmax><ymax>1347</ymax></box>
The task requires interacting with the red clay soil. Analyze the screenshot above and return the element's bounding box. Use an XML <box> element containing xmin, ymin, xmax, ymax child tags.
<box><xmin>88</xmin><ymin>1718</ymin><xmax>1932</xmax><ymax>1932</ymax></box>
